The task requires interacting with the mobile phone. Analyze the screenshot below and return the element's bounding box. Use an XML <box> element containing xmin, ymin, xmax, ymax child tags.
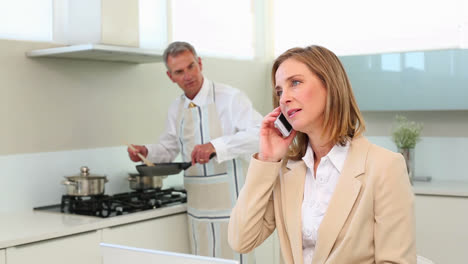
<box><xmin>274</xmin><ymin>113</ymin><xmax>293</xmax><ymax>138</ymax></box>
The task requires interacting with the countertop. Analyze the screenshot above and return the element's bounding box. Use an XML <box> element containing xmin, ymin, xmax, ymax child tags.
<box><xmin>0</xmin><ymin>204</ymin><xmax>187</xmax><ymax>249</ymax></box>
<box><xmin>413</xmin><ymin>180</ymin><xmax>468</xmax><ymax>197</ymax></box>
<box><xmin>1</xmin><ymin>180</ymin><xmax>466</xmax><ymax>249</ymax></box>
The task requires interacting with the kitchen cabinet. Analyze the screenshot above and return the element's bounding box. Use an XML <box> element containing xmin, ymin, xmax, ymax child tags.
<box><xmin>6</xmin><ymin>230</ymin><xmax>101</xmax><ymax>264</ymax></box>
<box><xmin>0</xmin><ymin>249</ymin><xmax>5</xmax><ymax>264</ymax></box>
<box><xmin>340</xmin><ymin>49</ymin><xmax>468</xmax><ymax>111</ymax></box>
<box><xmin>102</xmin><ymin>213</ymin><xmax>190</xmax><ymax>254</ymax></box>
<box><xmin>415</xmin><ymin>195</ymin><xmax>468</xmax><ymax>264</ymax></box>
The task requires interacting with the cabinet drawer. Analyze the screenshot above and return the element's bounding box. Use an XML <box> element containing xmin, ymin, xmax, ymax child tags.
<box><xmin>415</xmin><ymin>195</ymin><xmax>468</xmax><ymax>264</ymax></box>
<box><xmin>102</xmin><ymin>213</ymin><xmax>190</xmax><ymax>254</ymax></box>
<box><xmin>7</xmin><ymin>230</ymin><xmax>101</xmax><ymax>264</ymax></box>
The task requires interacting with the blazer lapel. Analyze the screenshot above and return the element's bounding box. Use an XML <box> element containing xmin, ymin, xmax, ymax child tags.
<box><xmin>281</xmin><ymin>159</ymin><xmax>307</xmax><ymax>263</ymax></box>
<box><xmin>312</xmin><ymin>137</ymin><xmax>370</xmax><ymax>264</ymax></box>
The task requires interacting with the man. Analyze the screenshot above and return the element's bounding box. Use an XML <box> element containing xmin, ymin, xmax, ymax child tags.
<box><xmin>127</xmin><ymin>41</ymin><xmax>261</xmax><ymax>263</ymax></box>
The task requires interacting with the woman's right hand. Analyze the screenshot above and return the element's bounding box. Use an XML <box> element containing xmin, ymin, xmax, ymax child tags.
<box><xmin>127</xmin><ymin>144</ymin><xmax>148</xmax><ymax>162</ymax></box>
<box><xmin>258</xmin><ymin>107</ymin><xmax>296</xmax><ymax>162</ymax></box>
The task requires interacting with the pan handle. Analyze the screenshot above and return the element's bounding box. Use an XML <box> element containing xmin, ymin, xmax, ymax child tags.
<box><xmin>184</xmin><ymin>152</ymin><xmax>216</xmax><ymax>169</ymax></box>
<box><xmin>62</xmin><ymin>180</ymin><xmax>77</xmax><ymax>186</ymax></box>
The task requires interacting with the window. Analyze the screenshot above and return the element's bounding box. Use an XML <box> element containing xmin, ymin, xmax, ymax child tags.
<box><xmin>0</xmin><ymin>0</ymin><xmax>53</xmax><ymax>41</ymax></box>
<box><xmin>273</xmin><ymin>0</ymin><xmax>462</xmax><ymax>56</ymax></box>
<box><xmin>170</xmin><ymin>0</ymin><xmax>254</xmax><ymax>59</ymax></box>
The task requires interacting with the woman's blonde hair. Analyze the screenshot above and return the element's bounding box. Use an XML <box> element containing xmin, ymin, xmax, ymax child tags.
<box><xmin>272</xmin><ymin>45</ymin><xmax>366</xmax><ymax>160</ymax></box>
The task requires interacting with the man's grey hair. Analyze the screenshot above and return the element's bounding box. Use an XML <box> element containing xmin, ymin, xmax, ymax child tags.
<box><xmin>163</xmin><ymin>41</ymin><xmax>198</xmax><ymax>70</ymax></box>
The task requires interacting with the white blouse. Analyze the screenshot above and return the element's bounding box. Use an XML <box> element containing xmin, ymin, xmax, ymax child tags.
<box><xmin>301</xmin><ymin>142</ymin><xmax>350</xmax><ymax>263</ymax></box>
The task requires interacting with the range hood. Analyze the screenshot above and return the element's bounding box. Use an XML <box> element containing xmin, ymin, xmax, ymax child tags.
<box><xmin>26</xmin><ymin>0</ymin><xmax>165</xmax><ymax>64</ymax></box>
<box><xmin>26</xmin><ymin>44</ymin><xmax>164</xmax><ymax>64</ymax></box>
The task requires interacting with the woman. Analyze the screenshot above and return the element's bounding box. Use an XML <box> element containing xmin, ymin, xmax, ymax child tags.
<box><xmin>228</xmin><ymin>45</ymin><xmax>416</xmax><ymax>264</ymax></box>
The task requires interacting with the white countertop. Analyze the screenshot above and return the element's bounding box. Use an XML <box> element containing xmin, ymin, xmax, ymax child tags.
<box><xmin>2</xmin><ymin>180</ymin><xmax>466</xmax><ymax>249</ymax></box>
<box><xmin>0</xmin><ymin>204</ymin><xmax>187</xmax><ymax>249</ymax></box>
<box><xmin>413</xmin><ymin>180</ymin><xmax>468</xmax><ymax>197</ymax></box>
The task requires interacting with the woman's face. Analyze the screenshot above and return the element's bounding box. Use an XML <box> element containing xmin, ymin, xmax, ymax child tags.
<box><xmin>275</xmin><ymin>58</ymin><xmax>327</xmax><ymax>134</ymax></box>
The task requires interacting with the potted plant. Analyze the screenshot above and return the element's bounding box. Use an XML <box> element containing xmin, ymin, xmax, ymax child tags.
<box><xmin>391</xmin><ymin>115</ymin><xmax>423</xmax><ymax>183</ymax></box>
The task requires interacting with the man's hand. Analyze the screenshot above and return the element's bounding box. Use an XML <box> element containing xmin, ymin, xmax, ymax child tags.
<box><xmin>127</xmin><ymin>144</ymin><xmax>149</xmax><ymax>162</ymax></box>
<box><xmin>191</xmin><ymin>143</ymin><xmax>216</xmax><ymax>165</ymax></box>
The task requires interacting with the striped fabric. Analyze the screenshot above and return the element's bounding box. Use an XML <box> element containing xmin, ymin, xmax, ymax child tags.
<box><xmin>177</xmin><ymin>84</ymin><xmax>254</xmax><ymax>264</ymax></box>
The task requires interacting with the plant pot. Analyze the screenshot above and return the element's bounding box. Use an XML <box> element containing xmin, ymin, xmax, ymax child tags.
<box><xmin>398</xmin><ymin>148</ymin><xmax>414</xmax><ymax>184</ymax></box>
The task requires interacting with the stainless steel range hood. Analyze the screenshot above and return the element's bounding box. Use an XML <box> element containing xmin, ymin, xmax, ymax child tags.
<box><xmin>26</xmin><ymin>44</ymin><xmax>164</xmax><ymax>64</ymax></box>
<box><xmin>26</xmin><ymin>0</ymin><xmax>165</xmax><ymax>64</ymax></box>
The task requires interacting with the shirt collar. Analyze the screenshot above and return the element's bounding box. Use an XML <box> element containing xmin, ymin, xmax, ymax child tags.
<box><xmin>184</xmin><ymin>77</ymin><xmax>210</xmax><ymax>108</ymax></box>
<box><xmin>302</xmin><ymin>144</ymin><xmax>315</xmax><ymax>170</ymax></box>
<box><xmin>301</xmin><ymin>141</ymin><xmax>350</xmax><ymax>173</ymax></box>
<box><xmin>327</xmin><ymin>141</ymin><xmax>350</xmax><ymax>173</ymax></box>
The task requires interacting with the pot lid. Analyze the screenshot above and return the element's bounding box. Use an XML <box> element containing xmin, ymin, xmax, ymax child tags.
<box><xmin>66</xmin><ymin>166</ymin><xmax>107</xmax><ymax>179</ymax></box>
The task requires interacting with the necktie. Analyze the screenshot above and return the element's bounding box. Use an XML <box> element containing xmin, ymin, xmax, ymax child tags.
<box><xmin>188</xmin><ymin>102</ymin><xmax>197</xmax><ymax>108</ymax></box>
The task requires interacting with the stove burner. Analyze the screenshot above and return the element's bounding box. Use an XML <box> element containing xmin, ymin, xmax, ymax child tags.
<box><xmin>59</xmin><ymin>188</ymin><xmax>186</xmax><ymax>218</ymax></box>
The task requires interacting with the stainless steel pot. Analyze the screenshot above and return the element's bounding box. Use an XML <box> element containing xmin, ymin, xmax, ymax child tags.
<box><xmin>128</xmin><ymin>173</ymin><xmax>167</xmax><ymax>190</ymax></box>
<box><xmin>62</xmin><ymin>166</ymin><xmax>108</xmax><ymax>196</ymax></box>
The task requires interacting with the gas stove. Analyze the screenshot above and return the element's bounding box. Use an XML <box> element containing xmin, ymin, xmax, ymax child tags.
<box><xmin>34</xmin><ymin>188</ymin><xmax>187</xmax><ymax>218</ymax></box>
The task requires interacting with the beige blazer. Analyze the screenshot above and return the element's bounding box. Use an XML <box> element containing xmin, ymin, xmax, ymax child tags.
<box><xmin>228</xmin><ymin>137</ymin><xmax>416</xmax><ymax>264</ymax></box>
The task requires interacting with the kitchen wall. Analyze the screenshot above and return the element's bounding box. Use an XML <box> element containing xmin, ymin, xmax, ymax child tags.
<box><xmin>340</xmin><ymin>49</ymin><xmax>468</xmax><ymax>181</ymax></box>
<box><xmin>1</xmin><ymin>38</ymin><xmax>467</xmax><ymax>213</ymax></box>
<box><xmin>0</xmin><ymin>39</ymin><xmax>270</xmax><ymax>213</ymax></box>
<box><xmin>364</xmin><ymin>111</ymin><xmax>468</xmax><ymax>181</ymax></box>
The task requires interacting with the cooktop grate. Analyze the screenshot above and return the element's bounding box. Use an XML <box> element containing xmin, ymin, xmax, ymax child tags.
<box><xmin>35</xmin><ymin>188</ymin><xmax>186</xmax><ymax>218</ymax></box>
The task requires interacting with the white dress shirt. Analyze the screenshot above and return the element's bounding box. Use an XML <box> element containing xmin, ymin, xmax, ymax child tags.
<box><xmin>301</xmin><ymin>142</ymin><xmax>350</xmax><ymax>263</ymax></box>
<box><xmin>145</xmin><ymin>78</ymin><xmax>262</xmax><ymax>163</ymax></box>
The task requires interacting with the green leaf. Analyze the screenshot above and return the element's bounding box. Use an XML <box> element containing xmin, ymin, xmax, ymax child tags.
<box><xmin>391</xmin><ymin>115</ymin><xmax>423</xmax><ymax>149</ymax></box>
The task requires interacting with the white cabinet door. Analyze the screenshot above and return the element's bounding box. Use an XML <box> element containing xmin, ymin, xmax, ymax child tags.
<box><xmin>415</xmin><ymin>195</ymin><xmax>468</xmax><ymax>264</ymax></box>
<box><xmin>0</xmin><ymin>249</ymin><xmax>5</xmax><ymax>264</ymax></box>
<box><xmin>6</xmin><ymin>230</ymin><xmax>101</xmax><ymax>264</ymax></box>
<box><xmin>102</xmin><ymin>213</ymin><xmax>190</xmax><ymax>254</ymax></box>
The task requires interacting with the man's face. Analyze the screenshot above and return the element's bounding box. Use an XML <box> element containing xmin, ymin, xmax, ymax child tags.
<box><xmin>166</xmin><ymin>50</ymin><xmax>204</xmax><ymax>99</ymax></box>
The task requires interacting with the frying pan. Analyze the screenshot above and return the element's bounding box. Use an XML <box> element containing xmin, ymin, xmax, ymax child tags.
<box><xmin>136</xmin><ymin>153</ymin><xmax>216</xmax><ymax>176</ymax></box>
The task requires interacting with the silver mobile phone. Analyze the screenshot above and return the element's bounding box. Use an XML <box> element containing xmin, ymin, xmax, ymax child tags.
<box><xmin>274</xmin><ymin>113</ymin><xmax>293</xmax><ymax>138</ymax></box>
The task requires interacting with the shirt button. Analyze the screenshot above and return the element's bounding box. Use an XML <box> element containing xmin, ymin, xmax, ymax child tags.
<box><xmin>303</xmin><ymin>228</ymin><xmax>312</xmax><ymax>237</ymax></box>
<box><xmin>318</xmin><ymin>175</ymin><xmax>329</xmax><ymax>184</ymax></box>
